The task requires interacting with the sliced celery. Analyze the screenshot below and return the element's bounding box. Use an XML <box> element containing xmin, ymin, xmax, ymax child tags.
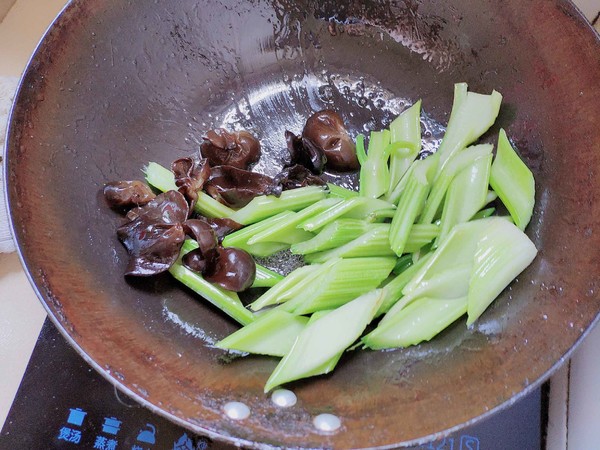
<box><xmin>392</xmin><ymin>254</ymin><xmax>414</xmax><ymax>275</ymax></box>
<box><xmin>305</xmin><ymin>223</ymin><xmax>437</xmax><ymax>263</ymax></box>
<box><xmin>290</xmin><ymin>219</ymin><xmax>371</xmax><ymax>255</ymax></box>
<box><xmin>359</xmin><ymin>130</ymin><xmax>391</xmax><ymax>199</ymax></box>
<box><xmin>144</xmin><ymin>162</ymin><xmax>235</xmax><ymax>218</ymax></box>
<box><xmin>343</xmin><ymin>198</ymin><xmax>395</xmax><ymax>219</ymax></box>
<box><xmin>249</xmin><ymin>264</ymin><xmax>324</xmax><ymax>311</ymax></box>
<box><xmin>264</xmin><ymin>289</ymin><xmax>384</xmax><ymax>391</ymax></box>
<box><xmin>304</xmin><ymin>225</ymin><xmax>394</xmax><ymax>263</ymax></box>
<box><xmin>388</xmin><ymin>158</ymin><xmax>436</xmax><ymax>256</ymax></box>
<box><xmin>355</xmin><ymin>133</ymin><xmax>367</xmax><ymax>165</ymax></box>
<box><xmin>485</xmin><ymin>190</ymin><xmax>498</xmax><ymax>205</ymax></box>
<box><xmin>434</xmin><ymin>84</ymin><xmax>502</xmax><ymax>176</ymax></box>
<box><xmin>376</xmin><ymin>252</ymin><xmax>432</xmax><ymax>316</ymax></box>
<box><xmin>437</xmin><ymin>154</ymin><xmax>492</xmax><ymax>243</ymax></box>
<box><xmin>420</xmin><ymin>144</ymin><xmax>493</xmax><ymax>224</ymax></box>
<box><xmin>471</xmin><ymin>207</ymin><xmax>496</xmax><ymax>220</ymax></box>
<box><xmin>216</xmin><ymin>310</ymin><xmax>308</xmax><ymax>357</ymax></box>
<box><xmin>299</xmin><ymin>197</ymin><xmax>367</xmax><ymax>231</ymax></box>
<box><xmin>489</xmin><ymin>129</ymin><xmax>535</xmax><ymax>230</ymax></box>
<box><xmin>389</xmin><ymin>100</ymin><xmax>422</xmax><ymax>193</ymax></box>
<box><xmin>327</xmin><ymin>183</ymin><xmax>359</xmax><ymax>199</ymax></box>
<box><xmin>363</xmin><ymin>296</ymin><xmax>467</xmax><ymax>350</ymax></box>
<box><xmin>385</xmin><ymin>163</ymin><xmax>415</xmax><ymax>205</ymax></box>
<box><xmin>290</xmin><ymin>257</ymin><xmax>395</xmax><ymax>315</ymax></box>
<box><xmin>248</xmin><ymin>198</ymin><xmax>338</xmax><ymax>245</ymax></box>
<box><xmin>168</xmin><ymin>262</ymin><xmax>254</xmax><ymax>326</ymax></box>
<box><xmin>467</xmin><ymin>218</ymin><xmax>537</xmax><ymax>325</ymax></box>
<box><xmin>228</xmin><ymin>186</ymin><xmax>327</xmax><ymax>225</ymax></box>
<box><xmin>180</xmin><ymin>239</ymin><xmax>282</xmax><ymax>288</ymax></box>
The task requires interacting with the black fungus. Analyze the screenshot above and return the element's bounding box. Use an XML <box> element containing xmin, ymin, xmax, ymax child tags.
<box><xmin>204</xmin><ymin>217</ymin><xmax>243</xmax><ymax>242</ymax></box>
<box><xmin>204</xmin><ymin>165</ymin><xmax>274</xmax><ymax>208</ymax></box>
<box><xmin>269</xmin><ymin>164</ymin><xmax>327</xmax><ymax>196</ymax></box>
<box><xmin>203</xmin><ymin>247</ymin><xmax>256</xmax><ymax>292</ymax></box>
<box><xmin>285</xmin><ymin>130</ymin><xmax>327</xmax><ymax>174</ymax></box>
<box><xmin>172</xmin><ymin>156</ymin><xmax>210</xmax><ymax>210</ymax></box>
<box><xmin>104</xmin><ymin>181</ymin><xmax>156</xmax><ymax>208</ymax></box>
<box><xmin>200</xmin><ymin>128</ymin><xmax>261</xmax><ymax>169</ymax></box>
<box><xmin>183</xmin><ymin>219</ymin><xmax>218</xmax><ymax>255</ymax></box>
<box><xmin>116</xmin><ymin>190</ymin><xmax>189</xmax><ymax>276</ymax></box>
<box><xmin>302</xmin><ymin>109</ymin><xmax>360</xmax><ymax>172</ymax></box>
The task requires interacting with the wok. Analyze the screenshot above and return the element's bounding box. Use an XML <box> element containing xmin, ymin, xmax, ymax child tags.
<box><xmin>5</xmin><ymin>0</ymin><xmax>600</xmax><ymax>447</ymax></box>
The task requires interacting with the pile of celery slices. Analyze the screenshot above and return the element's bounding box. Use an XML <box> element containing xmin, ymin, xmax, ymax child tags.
<box><xmin>144</xmin><ymin>83</ymin><xmax>537</xmax><ymax>392</ymax></box>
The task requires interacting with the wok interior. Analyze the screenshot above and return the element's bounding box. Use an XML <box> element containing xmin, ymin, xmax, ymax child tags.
<box><xmin>7</xmin><ymin>0</ymin><xmax>600</xmax><ymax>447</ymax></box>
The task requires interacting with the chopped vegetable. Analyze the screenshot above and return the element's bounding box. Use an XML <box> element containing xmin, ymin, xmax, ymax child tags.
<box><xmin>489</xmin><ymin>129</ymin><xmax>535</xmax><ymax>230</ymax></box>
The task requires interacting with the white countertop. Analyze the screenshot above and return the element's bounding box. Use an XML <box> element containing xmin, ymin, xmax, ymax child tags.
<box><xmin>0</xmin><ymin>0</ymin><xmax>598</xmax><ymax>448</ymax></box>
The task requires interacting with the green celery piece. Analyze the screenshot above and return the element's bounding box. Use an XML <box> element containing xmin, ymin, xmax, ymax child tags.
<box><xmin>304</xmin><ymin>224</ymin><xmax>394</xmax><ymax>263</ymax></box>
<box><xmin>392</xmin><ymin>254</ymin><xmax>414</xmax><ymax>275</ymax></box>
<box><xmin>264</xmin><ymin>289</ymin><xmax>384</xmax><ymax>391</ymax></box>
<box><xmin>359</xmin><ymin>130</ymin><xmax>391</xmax><ymax>199</ymax></box>
<box><xmin>385</xmin><ymin>163</ymin><xmax>415</xmax><ymax>205</ymax></box>
<box><xmin>304</xmin><ymin>223</ymin><xmax>437</xmax><ymax>263</ymax></box>
<box><xmin>389</xmin><ymin>157</ymin><xmax>436</xmax><ymax>256</ymax></box>
<box><xmin>327</xmin><ymin>183</ymin><xmax>359</xmax><ymax>199</ymax></box>
<box><xmin>471</xmin><ymin>207</ymin><xmax>496</xmax><ymax>220</ymax></box>
<box><xmin>168</xmin><ymin>262</ymin><xmax>254</xmax><ymax>326</ymax></box>
<box><xmin>216</xmin><ymin>310</ymin><xmax>308</xmax><ymax>357</ymax></box>
<box><xmin>249</xmin><ymin>264</ymin><xmax>325</xmax><ymax>311</ymax></box>
<box><xmin>290</xmin><ymin>219</ymin><xmax>371</xmax><ymax>255</ymax></box>
<box><xmin>298</xmin><ymin>197</ymin><xmax>395</xmax><ymax>232</ymax></box>
<box><xmin>381</xmin><ymin>265</ymin><xmax>472</xmax><ymax>326</ymax></box>
<box><xmin>362</xmin><ymin>296</ymin><xmax>467</xmax><ymax>350</ymax></box>
<box><xmin>144</xmin><ymin>162</ymin><xmax>235</xmax><ymax>218</ymax></box>
<box><xmin>420</xmin><ymin>144</ymin><xmax>493</xmax><ymax>224</ymax></box>
<box><xmin>489</xmin><ymin>129</ymin><xmax>535</xmax><ymax>230</ymax></box>
<box><xmin>434</xmin><ymin>84</ymin><xmax>503</xmax><ymax>176</ymax></box>
<box><xmin>367</xmin><ymin>208</ymin><xmax>397</xmax><ymax>222</ymax></box>
<box><xmin>248</xmin><ymin>198</ymin><xmax>339</xmax><ymax>245</ymax></box>
<box><xmin>389</xmin><ymin>100</ymin><xmax>422</xmax><ymax>193</ymax></box>
<box><xmin>376</xmin><ymin>252</ymin><xmax>432</xmax><ymax>316</ymax></box>
<box><xmin>303</xmin><ymin>310</ymin><xmax>343</xmax><ymax>376</ymax></box>
<box><xmin>355</xmin><ymin>133</ymin><xmax>367</xmax><ymax>165</ymax></box>
<box><xmin>467</xmin><ymin>217</ymin><xmax>537</xmax><ymax>325</ymax></box>
<box><xmin>437</xmin><ymin>154</ymin><xmax>492</xmax><ymax>244</ymax></box>
<box><xmin>228</xmin><ymin>186</ymin><xmax>327</xmax><ymax>225</ymax></box>
<box><xmin>290</xmin><ymin>257</ymin><xmax>396</xmax><ymax>315</ymax></box>
<box><xmin>180</xmin><ymin>239</ymin><xmax>282</xmax><ymax>288</ymax></box>
<box><xmin>223</xmin><ymin>212</ymin><xmax>291</xmax><ymax>247</ymax></box>
<box><xmin>485</xmin><ymin>190</ymin><xmax>498</xmax><ymax>205</ymax></box>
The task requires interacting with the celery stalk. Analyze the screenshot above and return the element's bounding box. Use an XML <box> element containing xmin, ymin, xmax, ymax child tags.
<box><xmin>249</xmin><ymin>264</ymin><xmax>324</xmax><ymax>311</ymax></box>
<box><xmin>359</xmin><ymin>130</ymin><xmax>391</xmax><ymax>198</ymax></box>
<box><xmin>420</xmin><ymin>144</ymin><xmax>493</xmax><ymax>224</ymax></box>
<box><xmin>304</xmin><ymin>225</ymin><xmax>394</xmax><ymax>263</ymax></box>
<box><xmin>168</xmin><ymin>262</ymin><xmax>254</xmax><ymax>326</ymax></box>
<box><xmin>389</xmin><ymin>158</ymin><xmax>436</xmax><ymax>256</ymax></box>
<box><xmin>467</xmin><ymin>218</ymin><xmax>537</xmax><ymax>325</ymax></box>
<box><xmin>290</xmin><ymin>219</ymin><xmax>371</xmax><ymax>255</ymax></box>
<box><xmin>216</xmin><ymin>310</ymin><xmax>308</xmax><ymax>357</ymax></box>
<box><xmin>327</xmin><ymin>183</ymin><xmax>359</xmax><ymax>199</ymax></box>
<box><xmin>228</xmin><ymin>186</ymin><xmax>327</xmax><ymax>225</ymax></box>
<box><xmin>376</xmin><ymin>252</ymin><xmax>432</xmax><ymax>316</ymax></box>
<box><xmin>385</xmin><ymin>163</ymin><xmax>415</xmax><ymax>205</ymax></box>
<box><xmin>434</xmin><ymin>85</ymin><xmax>502</xmax><ymax>176</ymax></box>
<box><xmin>485</xmin><ymin>190</ymin><xmax>498</xmax><ymax>205</ymax></box>
<box><xmin>389</xmin><ymin>100</ymin><xmax>422</xmax><ymax>192</ymax></box>
<box><xmin>247</xmin><ymin>198</ymin><xmax>339</xmax><ymax>245</ymax></box>
<box><xmin>144</xmin><ymin>162</ymin><xmax>235</xmax><ymax>218</ymax></box>
<box><xmin>290</xmin><ymin>257</ymin><xmax>395</xmax><ymax>315</ymax></box>
<box><xmin>264</xmin><ymin>289</ymin><xmax>384</xmax><ymax>391</ymax></box>
<box><xmin>362</xmin><ymin>296</ymin><xmax>467</xmax><ymax>350</ymax></box>
<box><xmin>471</xmin><ymin>207</ymin><xmax>496</xmax><ymax>220</ymax></box>
<box><xmin>489</xmin><ymin>129</ymin><xmax>535</xmax><ymax>230</ymax></box>
<box><xmin>437</xmin><ymin>154</ymin><xmax>492</xmax><ymax>243</ymax></box>
<box><xmin>355</xmin><ymin>133</ymin><xmax>367</xmax><ymax>165</ymax></box>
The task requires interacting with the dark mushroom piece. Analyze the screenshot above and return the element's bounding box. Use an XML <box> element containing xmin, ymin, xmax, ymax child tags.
<box><xmin>204</xmin><ymin>217</ymin><xmax>243</xmax><ymax>242</ymax></box>
<box><xmin>172</xmin><ymin>156</ymin><xmax>210</xmax><ymax>211</ymax></box>
<box><xmin>268</xmin><ymin>164</ymin><xmax>327</xmax><ymax>196</ymax></box>
<box><xmin>116</xmin><ymin>190</ymin><xmax>189</xmax><ymax>276</ymax></box>
<box><xmin>285</xmin><ymin>130</ymin><xmax>327</xmax><ymax>175</ymax></box>
<box><xmin>200</xmin><ymin>128</ymin><xmax>261</xmax><ymax>169</ymax></box>
<box><xmin>203</xmin><ymin>247</ymin><xmax>256</xmax><ymax>292</ymax></box>
<box><xmin>183</xmin><ymin>219</ymin><xmax>218</xmax><ymax>255</ymax></box>
<box><xmin>204</xmin><ymin>165</ymin><xmax>274</xmax><ymax>208</ymax></box>
<box><xmin>103</xmin><ymin>180</ymin><xmax>156</xmax><ymax>208</ymax></box>
<box><xmin>302</xmin><ymin>109</ymin><xmax>360</xmax><ymax>172</ymax></box>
